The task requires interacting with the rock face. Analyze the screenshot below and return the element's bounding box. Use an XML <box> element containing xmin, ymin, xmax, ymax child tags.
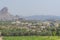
<box><xmin>0</xmin><ymin>7</ymin><xmax>18</xmax><ymax>21</ymax></box>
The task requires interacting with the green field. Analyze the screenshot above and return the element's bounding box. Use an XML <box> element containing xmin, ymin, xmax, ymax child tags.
<box><xmin>3</xmin><ymin>36</ymin><xmax>60</xmax><ymax>40</ymax></box>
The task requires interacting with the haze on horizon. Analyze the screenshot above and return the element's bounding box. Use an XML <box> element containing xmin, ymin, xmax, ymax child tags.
<box><xmin>0</xmin><ymin>0</ymin><xmax>60</xmax><ymax>17</ymax></box>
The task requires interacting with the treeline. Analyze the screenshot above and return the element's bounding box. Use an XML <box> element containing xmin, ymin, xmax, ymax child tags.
<box><xmin>0</xmin><ymin>21</ymin><xmax>60</xmax><ymax>36</ymax></box>
<box><xmin>0</xmin><ymin>26</ymin><xmax>60</xmax><ymax>36</ymax></box>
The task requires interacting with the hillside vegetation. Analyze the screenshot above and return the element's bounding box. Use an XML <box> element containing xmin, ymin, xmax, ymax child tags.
<box><xmin>0</xmin><ymin>20</ymin><xmax>60</xmax><ymax>36</ymax></box>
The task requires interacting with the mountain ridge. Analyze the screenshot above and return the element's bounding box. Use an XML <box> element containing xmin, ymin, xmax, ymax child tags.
<box><xmin>25</xmin><ymin>15</ymin><xmax>60</xmax><ymax>21</ymax></box>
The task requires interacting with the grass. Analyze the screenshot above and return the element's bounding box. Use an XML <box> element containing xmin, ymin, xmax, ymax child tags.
<box><xmin>3</xmin><ymin>36</ymin><xmax>60</xmax><ymax>40</ymax></box>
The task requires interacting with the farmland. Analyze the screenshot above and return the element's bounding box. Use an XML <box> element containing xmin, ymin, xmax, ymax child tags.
<box><xmin>3</xmin><ymin>36</ymin><xmax>60</xmax><ymax>40</ymax></box>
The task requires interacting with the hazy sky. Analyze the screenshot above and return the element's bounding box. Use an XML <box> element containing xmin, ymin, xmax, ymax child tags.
<box><xmin>0</xmin><ymin>0</ymin><xmax>60</xmax><ymax>16</ymax></box>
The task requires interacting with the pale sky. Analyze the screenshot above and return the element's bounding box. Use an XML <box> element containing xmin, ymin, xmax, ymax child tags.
<box><xmin>0</xmin><ymin>0</ymin><xmax>60</xmax><ymax>16</ymax></box>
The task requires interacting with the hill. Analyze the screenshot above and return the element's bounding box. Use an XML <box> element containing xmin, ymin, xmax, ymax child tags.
<box><xmin>0</xmin><ymin>7</ymin><xmax>23</xmax><ymax>21</ymax></box>
<box><xmin>25</xmin><ymin>15</ymin><xmax>60</xmax><ymax>21</ymax></box>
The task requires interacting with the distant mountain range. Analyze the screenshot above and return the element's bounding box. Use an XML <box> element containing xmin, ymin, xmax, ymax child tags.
<box><xmin>0</xmin><ymin>7</ymin><xmax>60</xmax><ymax>21</ymax></box>
<box><xmin>25</xmin><ymin>15</ymin><xmax>60</xmax><ymax>21</ymax></box>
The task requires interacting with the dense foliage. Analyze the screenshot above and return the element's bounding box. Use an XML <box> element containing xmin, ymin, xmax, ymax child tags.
<box><xmin>0</xmin><ymin>21</ymin><xmax>60</xmax><ymax>36</ymax></box>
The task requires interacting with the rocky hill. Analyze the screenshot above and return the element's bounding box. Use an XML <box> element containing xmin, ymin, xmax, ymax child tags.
<box><xmin>0</xmin><ymin>7</ymin><xmax>19</xmax><ymax>21</ymax></box>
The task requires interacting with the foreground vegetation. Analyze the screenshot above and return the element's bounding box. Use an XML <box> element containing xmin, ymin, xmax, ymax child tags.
<box><xmin>3</xmin><ymin>36</ymin><xmax>60</xmax><ymax>40</ymax></box>
<box><xmin>0</xmin><ymin>21</ymin><xmax>60</xmax><ymax>36</ymax></box>
<box><xmin>0</xmin><ymin>21</ymin><xmax>60</xmax><ymax>40</ymax></box>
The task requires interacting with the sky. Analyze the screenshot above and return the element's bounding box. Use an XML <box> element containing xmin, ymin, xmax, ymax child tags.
<box><xmin>0</xmin><ymin>0</ymin><xmax>60</xmax><ymax>17</ymax></box>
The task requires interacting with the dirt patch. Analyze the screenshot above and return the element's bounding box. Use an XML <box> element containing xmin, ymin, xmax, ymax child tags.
<box><xmin>0</xmin><ymin>37</ymin><xmax>3</xmax><ymax>40</ymax></box>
